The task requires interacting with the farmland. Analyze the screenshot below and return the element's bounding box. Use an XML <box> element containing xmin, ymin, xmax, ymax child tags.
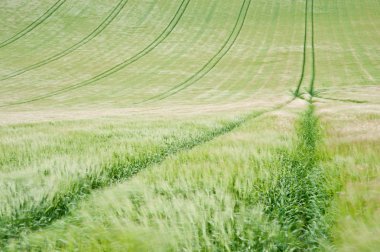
<box><xmin>0</xmin><ymin>0</ymin><xmax>379</xmax><ymax>251</ymax></box>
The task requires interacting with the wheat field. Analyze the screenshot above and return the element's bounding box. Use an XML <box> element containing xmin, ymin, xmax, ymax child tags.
<box><xmin>0</xmin><ymin>0</ymin><xmax>379</xmax><ymax>251</ymax></box>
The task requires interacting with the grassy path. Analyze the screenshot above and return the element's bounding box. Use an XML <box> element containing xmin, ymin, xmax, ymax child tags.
<box><xmin>259</xmin><ymin>105</ymin><xmax>331</xmax><ymax>250</ymax></box>
<box><xmin>0</xmin><ymin>0</ymin><xmax>67</xmax><ymax>49</ymax></box>
<box><xmin>0</xmin><ymin>0</ymin><xmax>129</xmax><ymax>81</ymax></box>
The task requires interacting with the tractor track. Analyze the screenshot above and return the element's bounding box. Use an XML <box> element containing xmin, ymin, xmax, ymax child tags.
<box><xmin>202</xmin><ymin>0</ymin><xmax>274</xmax><ymax>102</ymax></box>
<box><xmin>0</xmin><ymin>0</ymin><xmax>129</xmax><ymax>81</ymax></box>
<box><xmin>137</xmin><ymin>0</ymin><xmax>252</xmax><ymax>104</ymax></box>
<box><xmin>315</xmin><ymin>96</ymin><xmax>368</xmax><ymax>104</ymax></box>
<box><xmin>294</xmin><ymin>0</ymin><xmax>316</xmax><ymax>98</ymax></box>
<box><xmin>0</xmin><ymin>0</ymin><xmax>67</xmax><ymax>49</ymax></box>
<box><xmin>294</xmin><ymin>0</ymin><xmax>309</xmax><ymax>96</ymax></box>
<box><xmin>309</xmin><ymin>0</ymin><xmax>316</xmax><ymax>95</ymax></box>
<box><xmin>0</xmin><ymin>0</ymin><xmax>190</xmax><ymax>108</ymax></box>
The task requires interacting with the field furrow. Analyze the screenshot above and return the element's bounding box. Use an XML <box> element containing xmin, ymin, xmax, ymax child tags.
<box><xmin>0</xmin><ymin>0</ymin><xmax>67</xmax><ymax>49</ymax></box>
<box><xmin>138</xmin><ymin>0</ymin><xmax>252</xmax><ymax>103</ymax></box>
<box><xmin>0</xmin><ymin>0</ymin><xmax>129</xmax><ymax>81</ymax></box>
<box><xmin>294</xmin><ymin>0</ymin><xmax>309</xmax><ymax>96</ymax></box>
<box><xmin>0</xmin><ymin>0</ymin><xmax>190</xmax><ymax>108</ymax></box>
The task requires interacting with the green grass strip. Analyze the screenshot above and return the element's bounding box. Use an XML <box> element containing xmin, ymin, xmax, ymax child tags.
<box><xmin>258</xmin><ymin>105</ymin><xmax>332</xmax><ymax>250</ymax></box>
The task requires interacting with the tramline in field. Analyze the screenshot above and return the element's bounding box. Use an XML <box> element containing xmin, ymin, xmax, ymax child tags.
<box><xmin>0</xmin><ymin>0</ymin><xmax>379</xmax><ymax>251</ymax></box>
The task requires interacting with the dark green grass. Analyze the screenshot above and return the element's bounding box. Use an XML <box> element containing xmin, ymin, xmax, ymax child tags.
<box><xmin>258</xmin><ymin>105</ymin><xmax>333</xmax><ymax>250</ymax></box>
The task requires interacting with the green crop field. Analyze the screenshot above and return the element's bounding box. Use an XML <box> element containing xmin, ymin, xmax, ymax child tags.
<box><xmin>0</xmin><ymin>0</ymin><xmax>379</xmax><ymax>251</ymax></box>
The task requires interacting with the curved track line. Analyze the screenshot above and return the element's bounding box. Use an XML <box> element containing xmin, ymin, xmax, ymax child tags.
<box><xmin>294</xmin><ymin>0</ymin><xmax>309</xmax><ymax>96</ymax></box>
<box><xmin>246</xmin><ymin>1</ymin><xmax>281</xmax><ymax>95</ymax></box>
<box><xmin>0</xmin><ymin>0</ymin><xmax>190</xmax><ymax>108</ymax></box>
<box><xmin>202</xmin><ymin>1</ymin><xmax>269</xmax><ymax>102</ymax></box>
<box><xmin>0</xmin><ymin>0</ymin><xmax>67</xmax><ymax>49</ymax></box>
<box><xmin>0</xmin><ymin>0</ymin><xmax>129</xmax><ymax>81</ymax></box>
<box><xmin>316</xmin><ymin>96</ymin><xmax>367</xmax><ymax>104</ymax></box>
<box><xmin>138</xmin><ymin>0</ymin><xmax>252</xmax><ymax>104</ymax></box>
<box><xmin>297</xmin><ymin>0</ymin><xmax>316</xmax><ymax>100</ymax></box>
<box><xmin>309</xmin><ymin>0</ymin><xmax>316</xmax><ymax>95</ymax></box>
<box><xmin>209</xmin><ymin>0</ymin><xmax>277</xmax><ymax>103</ymax></box>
